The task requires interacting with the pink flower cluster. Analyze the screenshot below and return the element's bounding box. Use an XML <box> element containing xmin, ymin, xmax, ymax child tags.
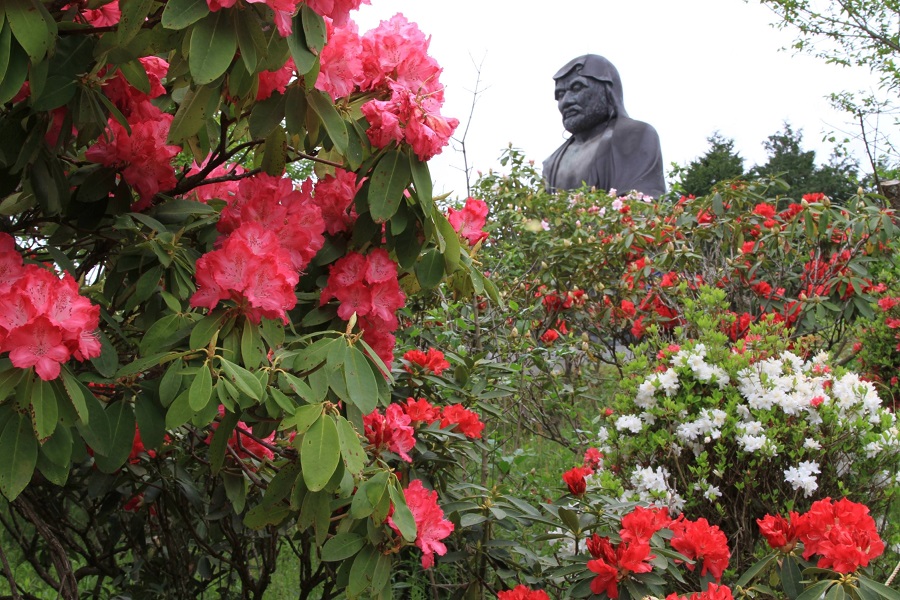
<box><xmin>363</xmin><ymin>397</ymin><xmax>485</xmax><ymax>462</ymax></box>
<box><xmin>313</xmin><ymin>168</ymin><xmax>362</xmax><ymax>236</ymax></box>
<box><xmin>191</xmin><ymin>173</ymin><xmax>325</xmax><ymax>323</ymax></box>
<box><xmin>316</xmin><ymin>14</ymin><xmax>458</xmax><ymax>161</ymax></box>
<box><xmin>388</xmin><ymin>479</ymin><xmax>454</xmax><ymax>569</ymax></box>
<box><xmin>206</xmin><ymin>0</ymin><xmax>369</xmax><ymax>37</ymax></box>
<box><xmin>447</xmin><ymin>197</ymin><xmax>489</xmax><ymax>246</ymax></box>
<box><xmin>0</xmin><ymin>234</ymin><xmax>101</xmax><ymax>381</ymax></box>
<box><xmin>757</xmin><ymin>497</ymin><xmax>884</xmax><ymax>573</ymax></box>
<box><xmin>320</xmin><ymin>249</ymin><xmax>405</xmax><ymax>366</ymax></box>
<box><xmin>85</xmin><ymin>56</ymin><xmax>180</xmax><ymax>212</ymax></box>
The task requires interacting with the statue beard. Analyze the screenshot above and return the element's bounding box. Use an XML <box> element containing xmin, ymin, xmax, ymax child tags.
<box><xmin>563</xmin><ymin>103</ymin><xmax>614</xmax><ymax>135</ymax></box>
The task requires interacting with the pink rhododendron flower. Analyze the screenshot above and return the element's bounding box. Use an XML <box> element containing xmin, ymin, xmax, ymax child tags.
<box><xmin>191</xmin><ymin>223</ymin><xmax>300</xmax><ymax>323</ymax></box>
<box><xmin>70</xmin><ymin>0</ymin><xmax>121</xmax><ymax>26</ymax></box>
<box><xmin>312</xmin><ymin>168</ymin><xmax>361</xmax><ymax>235</ymax></box>
<box><xmin>389</xmin><ymin>479</ymin><xmax>453</xmax><ymax>569</ymax></box>
<box><xmin>84</xmin><ymin>105</ymin><xmax>180</xmax><ymax>211</ymax></box>
<box><xmin>257</xmin><ymin>59</ymin><xmax>296</xmax><ymax>101</ymax></box>
<box><xmin>0</xmin><ymin>235</ymin><xmax>101</xmax><ymax>380</ymax></box>
<box><xmin>306</xmin><ymin>0</ymin><xmax>369</xmax><ymax>27</ymax></box>
<box><xmin>447</xmin><ymin>197</ymin><xmax>489</xmax><ymax>246</ymax></box>
<box><xmin>666</xmin><ymin>583</ymin><xmax>734</xmax><ymax>600</ymax></box>
<box><xmin>586</xmin><ymin>534</ymin><xmax>655</xmax><ymax>599</ymax></box>
<box><xmin>757</xmin><ymin>513</ymin><xmax>799</xmax><ymax>552</ymax></box>
<box><xmin>321</xmin><ymin>250</ymin><xmax>405</xmax><ymax>366</ymax></box>
<box><xmin>217</xmin><ymin>173</ymin><xmax>325</xmax><ymax>273</ymax></box>
<box><xmin>316</xmin><ymin>21</ymin><xmax>365</xmax><ymax>100</ymax></box>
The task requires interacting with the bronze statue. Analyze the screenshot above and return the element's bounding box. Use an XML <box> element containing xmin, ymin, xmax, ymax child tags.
<box><xmin>543</xmin><ymin>55</ymin><xmax>666</xmax><ymax>197</ymax></box>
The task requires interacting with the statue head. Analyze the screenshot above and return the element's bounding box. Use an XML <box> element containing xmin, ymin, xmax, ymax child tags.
<box><xmin>553</xmin><ymin>55</ymin><xmax>628</xmax><ymax>135</ymax></box>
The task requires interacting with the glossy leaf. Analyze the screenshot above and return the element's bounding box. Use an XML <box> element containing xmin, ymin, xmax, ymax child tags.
<box><xmin>218</xmin><ymin>357</ymin><xmax>263</xmax><ymax>401</ymax></box>
<box><xmin>5</xmin><ymin>0</ymin><xmax>56</xmax><ymax>62</ymax></box>
<box><xmin>368</xmin><ymin>150</ymin><xmax>411</xmax><ymax>223</ymax></box>
<box><xmin>388</xmin><ymin>478</ymin><xmax>417</xmax><ymax>542</ymax></box>
<box><xmin>0</xmin><ymin>412</ymin><xmax>37</xmax><ymax>500</ymax></box>
<box><xmin>308</xmin><ymin>89</ymin><xmax>348</xmax><ymax>155</ymax></box>
<box><xmin>189</xmin><ymin>364</ymin><xmax>214</xmax><ymax>411</ymax></box>
<box><xmin>321</xmin><ymin>533</ymin><xmax>365</xmax><ymax>562</ymax></box>
<box><xmin>30</xmin><ymin>376</ymin><xmax>58</xmax><ymax>442</ymax></box>
<box><xmin>343</xmin><ymin>345</ymin><xmax>377</xmax><ymax>413</ymax></box>
<box><xmin>190</xmin><ymin>10</ymin><xmax>236</xmax><ymax>85</ymax></box>
<box><xmin>93</xmin><ymin>402</ymin><xmax>136</xmax><ymax>473</ymax></box>
<box><xmin>335</xmin><ymin>416</ymin><xmax>366</xmax><ymax>475</ymax></box>
<box><xmin>300</xmin><ymin>414</ymin><xmax>340</xmax><ymax>492</ymax></box>
<box><xmin>161</xmin><ymin>0</ymin><xmax>210</xmax><ymax>29</ymax></box>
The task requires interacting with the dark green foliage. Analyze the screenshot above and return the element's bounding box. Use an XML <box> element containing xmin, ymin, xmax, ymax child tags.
<box><xmin>678</xmin><ymin>133</ymin><xmax>745</xmax><ymax>197</ymax></box>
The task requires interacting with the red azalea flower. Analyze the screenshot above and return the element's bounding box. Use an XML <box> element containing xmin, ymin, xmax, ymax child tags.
<box><xmin>757</xmin><ymin>513</ymin><xmax>799</xmax><ymax>552</ymax></box>
<box><xmin>794</xmin><ymin>497</ymin><xmax>884</xmax><ymax>573</ymax></box>
<box><xmin>621</xmin><ymin>506</ymin><xmax>671</xmax><ymax>544</ymax></box>
<box><xmin>439</xmin><ymin>404</ymin><xmax>484</xmax><ymax>438</ymax></box>
<box><xmin>363</xmin><ymin>404</ymin><xmax>416</xmax><ymax>462</ymax></box>
<box><xmin>584</xmin><ymin>447</ymin><xmax>604</xmax><ymax>470</ymax></box>
<box><xmin>402</xmin><ymin>397</ymin><xmax>440</xmax><ymax>425</ymax></box>
<box><xmin>562</xmin><ymin>466</ymin><xmax>593</xmax><ymax>496</ymax></box>
<box><xmin>540</xmin><ymin>329</ymin><xmax>560</xmax><ymax>344</ymax></box>
<box><xmin>669</xmin><ymin>515</ymin><xmax>731</xmax><ymax>581</ymax></box>
<box><xmin>497</xmin><ymin>585</ymin><xmax>551</xmax><ymax>600</ymax></box>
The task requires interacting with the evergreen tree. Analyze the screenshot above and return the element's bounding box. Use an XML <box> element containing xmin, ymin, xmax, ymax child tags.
<box><xmin>678</xmin><ymin>133</ymin><xmax>745</xmax><ymax>197</ymax></box>
<box><xmin>752</xmin><ymin>124</ymin><xmax>859</xmax><ymax>200</ymax></box>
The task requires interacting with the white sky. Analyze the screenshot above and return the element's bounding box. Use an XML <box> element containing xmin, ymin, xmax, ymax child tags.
<box><xmin>354</xmin><ymin>0</ymin><xmax>881</xmax><ymax>198</ymax></box>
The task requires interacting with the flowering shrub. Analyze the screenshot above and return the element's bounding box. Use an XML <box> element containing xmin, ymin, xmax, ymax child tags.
<box><xmin>0</xmin><ymin>0</ymin><xmax>493</xmax><ymax>596</ymax></box>
<box><xmin>571</xmin><ymin>288</ymin><xmax>900</xmax><ymax>571</ymax></box>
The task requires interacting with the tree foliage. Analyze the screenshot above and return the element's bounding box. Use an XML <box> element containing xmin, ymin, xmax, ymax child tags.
<box><xmin>676</xmin><ymin>133</ymin><xmax>745</xmax><ymax>197</ymax></box>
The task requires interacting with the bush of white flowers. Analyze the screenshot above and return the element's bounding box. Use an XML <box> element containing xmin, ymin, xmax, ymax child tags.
<box><xmin>581</xmin><ymin>289</ymin><xmax>900</xmax><ymax>573</ymax></box>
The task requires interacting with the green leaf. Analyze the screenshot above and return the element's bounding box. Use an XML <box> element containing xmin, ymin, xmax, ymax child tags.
<box><xmin>409</xmin><ymin>154</ymin><xmax>433</xmax><ymax>215</ymax></box>
<box><xmin>416</xmin><ymin>247</ymin><xmax>444</xmax><ymax>289</ymax></box>
<box><xmin>348</xmin><ymin>546</ymin><xmax>379</xmax><ymax>597</ymax></box>
<box><xmin>286</xmin><ymin>13</ymin><xmax>315</xmax><ymax>75</ymax></box>
<box><xmin>282</xmin><ymin>403</ymin><xmax>323</xmax><ymax>434</ymax></box>
<box><xmin>435</xmin><ymin>210</ymin><xmax>461</xmax><ymax>273</ymax></box>
<box><xmin>189</xmin><ymin>364</ymin><xmax>213</xmax><ymax>411</ymax></box>
<box><xmin>368</xmin><ymin>150</ymin><xmax>411</xmax><ymax>223</ymax></box>
<box><xmin>218</xmin><ymin>358</ymin><xmax>263</xmax><ymax>401</ymax></box>
<box><xmin>387</xmin><ymin>477</ymin><xmax>417</xmax><ymax>542</ymax></box>
<box><xmin>269</xmin><ymin>387</ymin><xmax>296</xmax><ymax>415</ymax></box>
<box><xmin>301</xmin><ymin>414</ymin><xmax>341</xmax><ymax>492</ymax></box>
<box><xmin>74</xmin><ymin>390</ymin><xmax>110</xmax><ymax>456</ymax></box>
<box><xmin>343</xmin><ymin>345</ymin><xmax>377</xmax><ymax>414</ymax></box>
<box><xmin>39</xmin><ymin>425</ymin><xmax>72</xmax><ymax>468</ymax></box>
<box><xmin>0</xmin><ymin>366</ymin><xmax>24</xmax><ymax>405</ymax></box>
<box><xmin>308</xmin><ymin>89</ymin><xmax>348</xmax><ymax>155</ymax></box>
<box><xmin>161</xmin><ymin>0</ymin><xmax>210</xmax><ymax>29</ymax></box>
<box><xmin>335</xmin><ymin>416</ymin><xmax>366</xmax><ymax>475</ymax></box>
<box><xmin>241</xmin><ymin>321</ymin><xmax>265</xmax><ymax>369</ymax></box>
<box><xmin>244</xmin><ymin>503</ymin><xmax>291</xmax><ymax>529</ymax></box>
<box><xmin>190</xmin><ymin>309</ymin><xmax>228</xmax><ymax>350</ymax></box>
<box><xmin>781</xmin><ymin>554</ymin><xmax>803</xmax><ymax>599</ymax></box>
<box><xmin>321</xmin><ymin>533</ymin><xmax>365</xmax><ymax>562</ymax></box>
<box><xmin>0</xmin><ymin>412</ymin><xmax>38</xmax><ymax>500</ymax></box>
<box><xmin>190</xmin><ymin>10</ymin><xmax>236</xmax><ymax>85</ymax></box>
<box><xmin>234</xmin><ymin>9</ymin><xmax>265</xmax><ymax>72</ymax></box>
<box><xmin>0</xmin><ymin>27</ymin><xmax>28</xmax><ymax>105</ymax></box>
<box><xmin>165</xmin><ymin>390</ymin><xmax>194</xmax><ymax>429</ymax></box>
<box><xmin>261</xmin><ymin>125</ymin><xmax>287</xmax><ymax>176</ymax></box>
<box><xmin>797</xmin><ymin>581</ymin><xmax>837</xmax><ymax>600</ymax></box>
<box><xmin>858</xmin><ymin>576</ymin><xmax>900</xmax><ymax>600</ymax></box>
<box><xmin>249</xmin><ymin>91</ymin><xmax>287</xmax><ymax>139</ymax></box>
<box><xmin>134</xmin><ymin>393</ymin><xmax>165</xmax><ymax>451</ymax></box>
<box><xmin>5</xmin><ymin>0</ymin><xmax>56</xmax><ymax>62</ymax></box>
<box><xmin>300</xmin><ymin>4</ymin><xmax>326</xmax><ymax>53</ymax></box>
<box><xmin>117</xmin><ymin>0</ymin><xmax>154</xmax><ymax>44</ymax></box>
<box><xmin>735</xmin><ymin>554</ymin><xmax>777</xmax><ymax>588</ymax></box>
<box><xmin>116</xmin><ymin>351</ymin><xmax>182</xmax><ymax>379</ymax></box>
<box><xmin>93</xmin><ymin>402</ymin><xmax>136</xmax><ymax>473</ymax></box>
<box><xmin>140</xmin><ymin>314</ymin><xmax>191</xmax><ymax>355</ymax></box>
<box><xmin>209</xmin><ymin>409</ymin><xmax>239</xmax><ymax>475</ymax></box>
<box><xmin>30</xmin><ymin>376</ymin><xmax>58</xmax><ymax>442</ymax></box>
<box><xmin>168</xmin><ymin>84</ymin><xmax>218</xmax><ymax>144</ymax></box>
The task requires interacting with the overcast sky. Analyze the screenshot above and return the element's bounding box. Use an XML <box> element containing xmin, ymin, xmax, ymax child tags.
<box><xmin>354</xmin><ymin>0</ymin><xmax>881</xmax><ymax>198</ymax></box>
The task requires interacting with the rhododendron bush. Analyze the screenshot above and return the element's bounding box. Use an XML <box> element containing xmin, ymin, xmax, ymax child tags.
<box><xmin>0</xmin><ymin>0</ymin><xmax>495</xmax><ymax>596</ymax></box>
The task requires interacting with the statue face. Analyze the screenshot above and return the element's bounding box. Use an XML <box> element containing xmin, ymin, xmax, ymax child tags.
<box><xmin>554</xmin><ymin>72</ymin><xmax>612</xmax><ymax>134</ymax></box>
